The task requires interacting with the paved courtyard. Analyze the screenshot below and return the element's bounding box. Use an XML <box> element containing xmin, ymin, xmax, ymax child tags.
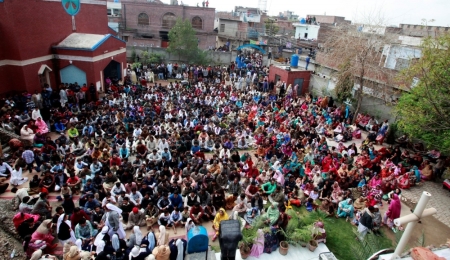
<box><xmin>400</xmin><ymin>179</ymin><xmax>450</xmax><ymax>227</ymax></box>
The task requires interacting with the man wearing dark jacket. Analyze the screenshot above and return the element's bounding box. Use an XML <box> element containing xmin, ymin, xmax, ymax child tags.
<box><xmin>358</xmin><ymin>206</ymin><xmax>374</xmax><ymax>240</ymax></box>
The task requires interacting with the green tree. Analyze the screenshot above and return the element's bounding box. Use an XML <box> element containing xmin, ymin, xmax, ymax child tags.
<box><xmin>334</xmin><ymin>59</ymin><xmax>355</xmax><ymax>102</ymax></box>
<box><xmin>130</xmin><ymin>46</ymin><xmax>137</xmax><ymax>62</ymax></box>
<box><xmin>265</xmin><ymin>19</ymin><xmax>279</xmax><ymax>37</ymax></box>
<box><xmin>319</xmin><ymin>21</ymin><xmax>395</xmax><ymax>123</ymax></box>
<box><xmin>396</xmin><ymin>34</ymin><xmax>450</xmax><ymax>153</ymax></box>
<box><xmin>167</xmin><ymin>18</ymin><xmax>201</xmax><ymax>62</ymax></box>
<box><xmin>141</xmin><ymin>51</ymin><xmax>163</xmax><ymax>65</ymax></box>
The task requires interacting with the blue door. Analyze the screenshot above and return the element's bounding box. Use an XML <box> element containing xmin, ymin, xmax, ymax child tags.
<box><xmin>60</xmin><ymin>65</ymin><xmax>87</xmax><ymax>85</ymax></box>
<box><xmin>294</xmin><ymin>78</ymin><xmax>304</xmax><ymax>96</ymax></box>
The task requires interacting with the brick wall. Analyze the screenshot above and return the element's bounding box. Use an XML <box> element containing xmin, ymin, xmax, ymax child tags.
<box><xmin>0</xmin><ymin>0</ymin><xmax>125</xmax><ymax>95</ymax></box>
<box><xmin>268</xmin><ymin>65</ymin><xmax>311</xmax><ymax>95</ymax></box>
<box><xmin>121</xmin><ymin>2</ymin><xmax>216</xmax><ymax>49</ymax></box>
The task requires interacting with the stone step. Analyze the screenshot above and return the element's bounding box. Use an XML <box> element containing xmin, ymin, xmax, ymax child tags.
<box><xmin>186</xmin><ymin>246</ymin><xmax>216</xmax><ymax>260</ymax></box>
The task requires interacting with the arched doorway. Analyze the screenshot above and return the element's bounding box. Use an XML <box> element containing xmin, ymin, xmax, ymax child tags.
<box><xmin>103</xmin><ymin>60</ymin><xmax>121</xmax><ymax>81</ymax></box>
<box><xmin>60</xmin><ymin>64</ymin><xmax>86</xmax><ymax>85</ymax></box>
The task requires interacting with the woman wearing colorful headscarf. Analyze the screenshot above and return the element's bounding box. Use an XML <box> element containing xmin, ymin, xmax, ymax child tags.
<box><xmin>383</xmin><ymin>193</ymin><xmax>401</xmax><ymax>232</ymax></box>
<box><xmin>261</xmin><ymin>202</ymin><xmax>280</xmax><ymax>226</ymax></box>
<box><xmin>336</xmin><ymin>199</ymin><xmax>354</xmax><ymax>220</ymax></box>
<box><xmin>152</xmin><ymin>244</ymin><xmax>171</xmax><ymax>260</ymax></box>
<box><xmin>145</xmin><ymin>228</ymin><xmax>157</xmax><ymax>252</ymax></box>
<box><xmin>63</xmin><ymin>246</ymin><xmax>80</xmax><ymax>260</ymax></box>
<box><xmin>212</xmin><ymin>208</ymin><xmax>229</xmax><ymax>241</ymax></box>
<box><xmin>31</xmin><ymin>219</ymin><xmax>57</xmax><ymax>250</ymax></box>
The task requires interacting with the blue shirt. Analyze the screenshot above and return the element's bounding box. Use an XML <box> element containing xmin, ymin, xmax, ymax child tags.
<box><xmin>191</xmin><ymin>145</ymin><xmax>200</xmax><ymax>153</ymax></box>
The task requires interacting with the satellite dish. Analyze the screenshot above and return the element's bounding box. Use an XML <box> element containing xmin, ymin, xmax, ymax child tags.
<box><xmin>62</xmin><ymin>0</ymin><xmax>81</xmax><ymax>16</ymax></box>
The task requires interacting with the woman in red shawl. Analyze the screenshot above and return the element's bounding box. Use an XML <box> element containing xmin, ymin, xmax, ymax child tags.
<box><xmin>321</xmin><ymin>154</ymin><xmax>333</xmax><ymax>173</ymax></box>
<box><xmin>13</xmin><ymin>212</ymin><xmax>40</xmax><ymax>230</ymax></box>
<box><xmin>383</xmin><ymin>194</ymin><xmax>401</xmax><ymax>231</ymax></box>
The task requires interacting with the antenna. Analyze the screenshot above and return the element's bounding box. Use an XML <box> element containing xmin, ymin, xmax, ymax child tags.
<box><xmin>258</xmin><ymin>0</ymin><xmax>267</xmax><ymax>12</ymax></box>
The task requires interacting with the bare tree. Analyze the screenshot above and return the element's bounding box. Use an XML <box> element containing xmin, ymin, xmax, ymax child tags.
<box><xmin>316</xmin><ymin>16</ymin><xmax>397</xmax><ymax>122</ymax></box>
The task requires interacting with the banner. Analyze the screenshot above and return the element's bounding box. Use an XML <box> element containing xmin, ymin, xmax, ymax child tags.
<box><xmin>250</xmin><ymin>40</ymin><xmax>267</xmax><ymax>45</ymax></box>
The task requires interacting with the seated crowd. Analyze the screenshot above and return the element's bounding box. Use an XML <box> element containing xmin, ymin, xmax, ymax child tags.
<box><xmin>0</xmin><ymin>58</ymin><xmax>447</xmax><ymax>260</ymax></box>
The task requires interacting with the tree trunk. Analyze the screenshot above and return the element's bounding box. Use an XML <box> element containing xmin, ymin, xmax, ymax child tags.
<box><xmin>352</xmin><ymin>78</ymin><xmax>364</xmax><ymax>124</ymax></box>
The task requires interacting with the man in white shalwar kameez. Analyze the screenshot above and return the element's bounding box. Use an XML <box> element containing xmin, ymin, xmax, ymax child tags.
<box><xmin>60</xmin><ymin>88</ymin><xmax>68</xmax><ymax>107</ymax></box>
<box><xmin>10</xmin><ymin>165</ymin><xmax>28</xmax><ymax>186</ymax></box>
<box><xmin>103</xmin><ymin>203</ymin><xmax>126</xmax><ymax>239</ymax></box>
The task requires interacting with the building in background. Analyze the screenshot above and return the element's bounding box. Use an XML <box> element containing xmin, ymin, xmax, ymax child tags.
<box><xmin>214</xmin><ymin>6</ymin><xmax>267</xmax><ymax>50</ymax></box>
<box><xmin>0</xmin><ymin>0</ymin><xmax>126</xmax><ymax>95</ymax></box>
<box><xmin>293</xmin><ymin>22</ymin><xmax>320</xmax><ymax>41</ymax></box>
<box><xmin>118</xmin><ymin>0</ymin><xmax>216</xmax><ymax>50</ymax></box>
<box><xmin>107</xmin><ymin>1</ymin><xmax>122</xmax><ymax>33</ymax></box>
<box><xmin>278</xmin><ymin>11</ymin><xmax>299</xmax><ymax>21</ymax></box>
<box><xmin>397</xmin><ymin>23</ymin><xmax>450</xmax><ymax>37</ymax></box>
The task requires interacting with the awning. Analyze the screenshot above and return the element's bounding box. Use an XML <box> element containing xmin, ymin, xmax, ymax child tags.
<box><xmin>38</xmin><ymin>64</ymin><xmax>52</xmax><ymax>75</ymax></box>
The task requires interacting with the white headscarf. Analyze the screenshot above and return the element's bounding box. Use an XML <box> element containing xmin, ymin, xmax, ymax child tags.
<box><xmin>158</xmin><ymin>225</ymin><xmax>167</xmax><ymax>245</ymax></box>
<box><xmin>184</xmin><ymin>218</ymin><xmax>195</xmax><ymax>236</ymax></box>
<box><xmin>133</xmin><ymin>226</ymin><xmax>143</xmax><ymax>245</ymax></box>
<box><xmin>75</xmin><ymin>239</ymin><xmax>82</xmax><ymax>250</ymax></box>
<box><xmin>94</xmin><ymin>226</ymin><xmax>109</xmax><ymax>254</ymax></box>
<box><xmin>106</xmin><ymin>203</ymin><xmax>123</xmax><ymax>214</ymax></box>
<box><xmin>176</xmin><ymin>239</ymin><xmax>184</xmax><ymax>260</ymax></box>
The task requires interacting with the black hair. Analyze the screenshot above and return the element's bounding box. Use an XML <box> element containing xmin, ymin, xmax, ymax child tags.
<box><xmin>22</xmin><ymin>196</ymin><xmax>30</xmax><ymax>203</ymax></box>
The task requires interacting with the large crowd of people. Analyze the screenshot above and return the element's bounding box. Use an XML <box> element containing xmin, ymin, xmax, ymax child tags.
<box><xmin>0</xmin><ymin>51</ymin><xmax>447</xmax><ymax>260</ymax></box>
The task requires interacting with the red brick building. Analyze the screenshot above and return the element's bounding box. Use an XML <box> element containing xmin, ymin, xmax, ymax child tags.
<box><xmin>0</xmin><ymin>0</ymin><xmax>126</xmax><ymax>96</ymax></box>
<box><xmin>119</xmin><ymin>0</ymin><xmax>217</xmax><ymax>49</ymax></box>
<box><xmin>268</xmin><ymin>64</ymin><xmax>311</xmax><ymax>96</ymax></box>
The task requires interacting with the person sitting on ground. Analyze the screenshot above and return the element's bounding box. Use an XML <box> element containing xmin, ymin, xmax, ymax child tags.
<box><xmin>212</xmin><ymin>208</ymin><xmax>229</xmax><ymax>241</ymax></box>
<box><xmin>189</xmin><ymin>203</ymin><xmax>204</xmax><ymax>225</ymax></box>
<box><xmin>126</xmin><ymin>207</ymin><xmax>146</xmax><ymax>230</ymax></box>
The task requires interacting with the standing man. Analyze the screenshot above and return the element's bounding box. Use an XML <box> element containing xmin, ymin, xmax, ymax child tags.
<box><xmin>89</xmin><ymin>83</ymin><xmax>97</xmax><ymax>102</ymax></box>
<box><xmin>305</xmin><ymin>56</ymin><xmax>311</xmax><ymax>70</ymax></box>
<box><xmin>103</xmin><ymin>203</ymin><xmax>126</xmax><ymax>239</ymax></box>
<box><xmin>22</xmin><ymin>147</ymin><xmax>35</xmax><ymax>172</ymax></box>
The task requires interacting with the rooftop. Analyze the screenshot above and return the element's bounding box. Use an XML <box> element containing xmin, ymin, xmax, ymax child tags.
<box><xmin>54</xmin><ymin>33</ymin><xmax>124</xmax><ymax>51</ymax></box>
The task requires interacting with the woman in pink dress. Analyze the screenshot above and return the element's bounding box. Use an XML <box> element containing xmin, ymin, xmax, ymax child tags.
<box><xmin>31</xmin><ymin>219</ymin><xmax>57</xmax><ymax>249</ymax></box>
<box><xmin>383</xmin><ymin>194</ymin><xmax>402</xmax><ymax>231</ymax></box>
<box><xmin>35</xmin><ymin>117</ymin><xmax>49</xmax><ymax>134</ymax></box>
<box><xmin>250</xmin><ymin>229</ymin><xmax>265</xmax><ymax>257</ymax></box>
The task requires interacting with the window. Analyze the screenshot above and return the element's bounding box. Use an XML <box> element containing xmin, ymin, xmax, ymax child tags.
<box><xmin>192</xmin><ymin>16</ymin><xmax>203</xmax><ymax>30</ymax></box>
<box><xmin>107</xmin><ymin>9</ymin><xmax>112</xmax><ymax>16</ymax></box>
<box><xmin>122</xmin><ymin>36</ymin><xmax>129</xmax><ymax>42</ymax></box>
<box><xmin>113</xmin><ymin>9</ymin><xmax>120</xmax><ymax>16</ymax></box>
<box><xmin>395</xmin><ymin>58</ymin><xmax>410</xmax><ymax>71</ymax></box>
<box><xmin>162</xmin><ymin>13</ymin><xmax>176</xmax><ymax>29</ymax></box>
<box><xmin>220</xmin><ymin>24</ymin><xmax>225</xmax><ymax>32</ymax></box>
<box><xmin>413</xmin><ymin>25</ymin><xmax>417</xmax><ymax>29</ymax></box>
<box><xmin>138</xmin><ymin>13</ymin><xmax>149</xmax><ymax>25</ymax></box>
